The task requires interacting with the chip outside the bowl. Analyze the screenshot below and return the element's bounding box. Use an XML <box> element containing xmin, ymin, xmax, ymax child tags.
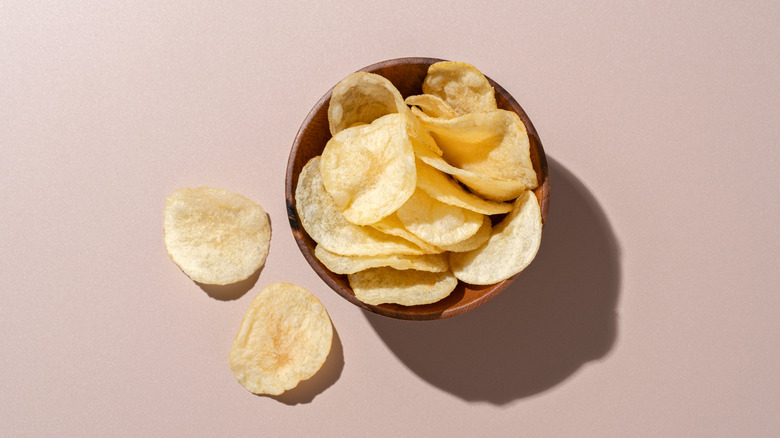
<box><xmin>163</xmin><ymin>187</ymin><xmax>270</xmax><ymax>285</ymax></box>
<box><xmin>229</xmin><ymin>282</ymin><xmax>333</xmax><ymax>396</ymax></box>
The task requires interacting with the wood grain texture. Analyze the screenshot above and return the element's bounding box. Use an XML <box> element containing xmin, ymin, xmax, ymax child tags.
<box><xmin>285</xmin><ymin>57</ymin><xmax>550</xmax><ymax>320</ymax></box>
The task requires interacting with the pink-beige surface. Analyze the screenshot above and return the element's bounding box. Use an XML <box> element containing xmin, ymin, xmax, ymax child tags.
<box><xmin>1</xmin><ymin>1</ymin><xmax>779</xmax><ymax>436</ymax></box>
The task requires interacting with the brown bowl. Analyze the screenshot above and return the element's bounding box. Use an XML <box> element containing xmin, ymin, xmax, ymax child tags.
<box><xmin>285</xmin><ymin>57</ymin><xmax>550</xmax><ymax>320</ymax></box>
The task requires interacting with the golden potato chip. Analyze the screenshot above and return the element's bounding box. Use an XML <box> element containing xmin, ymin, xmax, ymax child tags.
<box><xmin>229</xmin><ymin>282</ymin><xmax>333</xmax><ymax>396</ymax></box>
<box><xmin>320</xmin><ymin>113</ymin><xmax>416</xmax><ymax>225</ymax></box>
<box><xmin>413</xmin><ymin>108</ymin><xmax>538</xmax><ymax>191</ymax></box>
<box><xmin>411</xmin><ymin>141</ymin><xmax>526</xmax><ymax>202</ymax></box>
<box><xmin>295</xmin><ymin>157</ymin><xmax>426</xmax><ymax>256</ymax></box>
<box><xmin>436</xmin><ymin>215</ymin><xmax>492</xmax><ymax>253</ymax></box>
<box><xmin>395</xmin><ymin>188</ymin><xmax>484</xmax><ymax>247</ymax></box>
<box><xmin>163</xmin><ymin>187</ymin><xmax>270</xmax><ymax>285</ymax></box>
<box><xmin>314</xmin><ymin>245</ymin><xmax>448</xmax><ymax>274</ymax></box>
<box><xmin>348</xmin><ymin>267</ymin><xmax>458</xmax><ymax>306</ymax></box>
<box><xmin>415</xmin><ymin>159</ymin><xmax>512</xmax><ymax>215</ymax></box>
<box><xmin>405</xmin><ymin>94</ymin><xmax>458</xmax><ymax>119</ymax></box>
<box><xmin>422</xmin><ymin>61</ymin><xmax>497</xmax><ymax>116</ymax></box>
<box><xmin>328</xmin><ymin>72</ymin><xmax>408</xmax><ymax>136</ymax></box>
<box><xmin>369</xmin><ymin>213</ymin><xmax>443</xmax><ymax>254</ymax></box>
<box><xmin>449</xmin><ymin>190</ymin><xmax>542</xmax><ymax>285</ymax></box>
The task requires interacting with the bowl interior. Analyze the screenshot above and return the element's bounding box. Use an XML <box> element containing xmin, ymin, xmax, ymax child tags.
<box><xmin>285</xmin><ymin>57</ymin><xmax>549</xmax><ymax>320</ymax></box>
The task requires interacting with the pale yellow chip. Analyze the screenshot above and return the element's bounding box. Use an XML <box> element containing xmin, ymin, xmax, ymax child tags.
<box><xmin>163</xmin><ymin>187</ymin><xmax>270</xmax><ymax>285</ymax></box>
<box><xmin>413</xmin><ymin>108</ymin><xmax>538</xmax><ymax>191</ymax></box>
<box><xmin>436</xmin><ymin>215</ymin><xmax>492</xmax><ymax>253</ymax></box>
<box><xmin>314</xmin><ymin>245</ymin><xmax>448</xmax><ymax>274</ymax></box>
<box><xmin>422</xmin><ymin>61</ymin><xmax>497</xmax><ymax>116</ymax></box>
<box><xmin>449</xmin><ymin>190</ymin><xmax>542</xmax><ymax>285</ymax></box>
<box><xmin>295</xmin><ymin>157</ymin><xmax>426</xmax><ymax>256</ymax></box>
<box><xmin>395</xmin><ymin>188</ymin><xmax>484</xmax><ymax>247</ymax></box>
<box><xmin>405</xmin><ymin>94</ymin><xmax>458</xmax><ymax>119</ymax></box>
<box><xmin>229</xmin><ymin>283</ymin><xmax>333</xmax><ymax>396</ymax></box>
<box><xmin>411</xmin><ymin>136</ymin><xmax>527</xmax><ymax>202</ymax></box>
<box><xmin>369</xmin><ymin>213</ymin><xmax>443</xmax><ymax>254</ymax></box>
<box><xmin>348</xmin><ymin>267</ymin><xmax>458</xmax><ymax>306</ymax></box>
<box><xmin>415</xmin><ymin>159</ymin><xmax>513</xmax><ymax>215</ymax></box>
<box><xmin>328</xmin><ymin>72</ymin><xmax>408</xmax><ymax>136</ymax></box>
<box><xmin>320</xmin><ymin>113</ymin><xmax>416</xmax><ymax>225</ymax></box>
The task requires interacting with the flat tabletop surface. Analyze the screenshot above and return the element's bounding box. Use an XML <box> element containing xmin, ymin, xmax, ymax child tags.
<box><xmin>2</xmin><ymin>2</ymin><xmax>779</xmax><ymax>436</ymax></box>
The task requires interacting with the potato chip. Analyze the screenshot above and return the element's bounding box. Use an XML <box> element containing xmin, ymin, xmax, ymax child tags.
<box><xmin>229</xmin><ymin>282</ymin><xmax>333</xmax><ymax>396</ymax></box>
<box><xmin>436</xmin><ymin>215</ymin><xmax>492</xmax><ymax>253</ymax></box>
<box><xmin>415</xmin><ymin>159</ymin><xmax>512</xmax><ymax>215</ymax></box>
<box><xmin>328</xmin><ymin>72</ymin><xmax>408</xmax><ymax>136</ymax></box>
<box><xmin>422</xmin><ymin>61</ymin><xmax>497</xmax><ymax>116</ymax></box>
<box><xmin>163</xmin><ymin>187</ymin><xmax>270</xmax><ymax>285</ymax></box>
<box><xmin>405</xmin><ymin>94</ymin><xmax>458</xmax><ymax>119</ymax></box>
<box><xmin>369</xmin><ymin>213</ymin><xmax>443</xmax><ymax>254</ymax></box>
<box><xmin>395</xmin><ymin>188</ymin><xmax>484</xmax><ymax>247</ymax></box>
<box><xmin>348</xmin><ymin>267</ymin><xmax>458</xmax><ymax>306</ymax></box>
<box><xmin>411</xmin><ymin>140</ymin><xmax>526</xmax><ymax>202</ymax></box>
<box><xmin>320</xmin><ymin>113</ymin><xmax>416</xmax><ymax>225</ymax></box>
<box><xmin>295</xmin><ymin>157</ymin><xmax>426</xmax><ymax>256</ymax></box>
<box><xmin>314</xmin><ymin>245</ymin><xmax>448</xmax><ymax>274</ymax></box>
<box><xmin>413</xmin><ymin>108</ymin><xmax>538</xmax><ymax>191</ymax></box>
<box><xmin>449</xmin><ymin>190</ymin><xmax>542</xmax><ymax>285</ymax></box>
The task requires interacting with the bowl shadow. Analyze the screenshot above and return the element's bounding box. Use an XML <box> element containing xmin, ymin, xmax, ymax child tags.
<box><xmin>365</xmin><ymin>158</ymin><xmax>621</xmax><ymax>403</ymax></box>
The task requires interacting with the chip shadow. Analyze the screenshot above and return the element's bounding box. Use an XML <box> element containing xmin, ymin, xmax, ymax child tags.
<box><xmin>365</xmin><ymin>157</ymin><xmax>621</xmax><ymax>404</ymax></box>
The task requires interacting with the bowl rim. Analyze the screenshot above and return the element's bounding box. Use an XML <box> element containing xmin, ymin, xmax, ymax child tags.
<box><xmin>285</xmin><ymin>57</ymin><xmax>550</xmax><ymax>321</ymax></box>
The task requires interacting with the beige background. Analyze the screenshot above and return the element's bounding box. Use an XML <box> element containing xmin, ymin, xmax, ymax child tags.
<box><xmin>2</xmin><ymin>1</ymin><xmax>779</xmax><ymax>436</ymax></box>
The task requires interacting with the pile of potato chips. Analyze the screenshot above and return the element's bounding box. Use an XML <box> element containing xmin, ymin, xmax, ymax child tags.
<box><xmin>295</xmin><ymin>61</ymin><xmax>543</xmax><ymax>306</ymax></box>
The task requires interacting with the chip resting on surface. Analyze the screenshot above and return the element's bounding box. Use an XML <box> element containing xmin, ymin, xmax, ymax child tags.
<box><xmin>314</xmin><ymin>245</ymin><xmax>448</xmax><ymax>274</ymax></box>
<box><xmin>422</xmin><ymin>61</ymin><xmax>497</xmax><ymax>116</ymax></box>
<box><xmin>229</xmin><ymin>283</ymin><xmax>333</xmax><ymax>396</ymax></box>
<box><xmin>295</xmin><ymin>157</ymin><xmax>426</xmax><ymax>256</ymax></box>
<box><xmin>348</xmin><ymin>267</ymin><xmax>458</xmax><ymax>306</ymax></box>
<box><xmin>449</xmin><ymin>190</ymin><xmax>542</xmax><ymax>285</ymax></box>
<box><xmin>163</xmin><ymin>187</ymin><xmax>270</xmax><ymax>285</ymax></box>
<box><xmin>320</xmin><ymin>113</ymin><xmax>417</xmax><ymax>225</ymax></box>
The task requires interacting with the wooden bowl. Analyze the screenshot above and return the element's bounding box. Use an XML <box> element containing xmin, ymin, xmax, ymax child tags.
<box><xmin>285</xmin><ymin>57</ymin><xmax>550</xmax><ymax>320</ymax></box>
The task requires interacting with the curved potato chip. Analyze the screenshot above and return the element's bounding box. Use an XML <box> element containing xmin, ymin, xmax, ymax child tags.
<box><xmin>415</xmin><ymin>159</ymin><xmax>512</xmax><ymax>215</ymax></box>
<box><xmin>163</xmin><ymin>187</ymin><xmax>270</xmax><ymax>285</ymax></box>
<box><xmin>348</xmin><ymin>267</ymin><xmax>458</xmax><ymax>306</ymax></box>
<box><xmin>449</xmin><ymin>190</ymin><xmax>542</xmax><ymax>285</ymax></box>
<box><xmin>405</xmin><ymin>94</ymin><xmax>458</xmax><ymax>119</ymax></box>
<box><xmin>395</xmin><ymin>188</ymin><xmax>484</xmax><ymax>247</ymax></box>
<box><xmin>229</xmin><ymin>283</ymin><xmax>332</xmax><ymax>396</ymax></box>
<box><xmin>314</xmin><ymin>245</ymin><xmax>448</xmax><ymax>274</ymax></box>
<box><xmin>295</xmin><ymin>157</ymin><xmax>426</xmax><ymax>256</ymax></box>
<box><xmin>413</xmin><ymin>108</ymin><xmax>537</xmax><ymax>190</ymax></box>
<box><xmin>328</xmin><ymin>72</ymin><xmax>408</xmax><ymax>136</ymax></box>
<box><xmin>412</xmin><ymin>140</ymin><xmax>526</xmax><ymax>202</ymax></box>
<box><xmin>436</xmin><ymin>215</ymin><xmax>492</xmax><ymax>253</ymax></box>
<box><xmin>320</xmin><ymin>113</ymin><xmax>416</xmax><ymax>225</ymax></box>
<box><xmin>369</xmin><ymin>213</ymin><xmax>443</xmax><ymax>254</ymax></box>
<box><xmin>422</xmin><ymin>61</ymin><xmax>497</xmax><ymax>116</ymax></box>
